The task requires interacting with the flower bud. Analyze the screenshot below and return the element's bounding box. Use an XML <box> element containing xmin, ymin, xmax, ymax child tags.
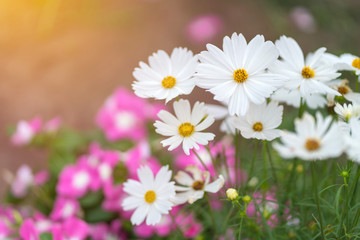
<box><xmin>242</xmin><ymin>195</ymin><xmax>251</xmax><ymax>204</ymax></box>
<box><xmin>226</xmin><ymin>188</ymin><xmax>238</xmax><ymax>200</ymax></box>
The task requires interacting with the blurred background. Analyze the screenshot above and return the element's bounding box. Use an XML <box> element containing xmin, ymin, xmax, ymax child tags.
<box><xmin>0</xmin><ymin>0</ymin><xmax>359</xmax><ymax>195</ymax></box>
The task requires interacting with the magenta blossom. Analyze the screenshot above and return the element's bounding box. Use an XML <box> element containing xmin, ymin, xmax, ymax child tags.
<box><xmin>186</xmin><ymin>14</ymin><xmax>223</xmax><ymax>43</ymax></box>
<box><xmin>20</xmin><ymin>219</ymin><xmax>39</xmax><ymax>240</ymax></box>
<box><xmin>11</xmin><ymin>117</ymin><xmax>42</xmax><ymax>146</ymax></box>
<box><xmin>96</xmin><ymin>88</ymin><xmax>148</xmax><ymax>141</ymax></box>
<box><xmin>90</xmin><ymin>220</ymin><xmax>127</xmax><ymax>240</ymax></box>
<box><xmin>51</xmin><ymin>217</ymin><xmax>89</xmax><ymax>240</ymax></box>
<box><xmin>50</xmin><ymin>197</ymin><xmax>80</xmax><ymax>221</ymax></box>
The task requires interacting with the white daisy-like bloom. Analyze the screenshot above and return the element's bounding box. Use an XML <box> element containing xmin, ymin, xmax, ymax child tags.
<box><xmin>195</xmin><ymin>32</ymin><xmax>284</xmax><ymax>116</ymax></box>
<box><xmin>327</xmin><ymin>79</ymin><xmax>360</xmax><ymax>104</ymax></box>
<box><xmin>154</xmin><ymin>99</ymin><xmax>215</xmax><ymax>155</ymax></box>
<box><xmin>336</xmin><ymin>53</ymin><xmax>360</xmax><ymax>75</ymax></box>
<box><xmin>345</xmin><ymin>119</ymin><xmax>360</xmax><ymax>162</ymax></box>
<box><xmin>334</xmin><ymin>103</ymin><xmax>360</xmax><ymax>122</ymax></box>
<box><xmin>269</xmin><ymin>36</ymin><xmax>341</xmax><ymax>97</ymax></box>
<box><xmin>132</xmin><ymin>47</ymin><xmax>198</xmax><ymax>103</ymax></box>
<box><xmin>122</xmin><ymin>165</ymin><xmax>175</xmax><ymax>226</ymax></box>
<box><xmin>273</xmin><ymin>112</ymin><xmax>344</xmax><ymax>160</ymax></box>
<box><xmin>173</xmin><ymin>165</ymin><xmax>224</xmax><ymax>204</ymax></box>
<box><xmin>205</xmin><ymin>103</ymin><xmax>236</xmax><ymax>135</ymax></box>
<box><xmin>271</xmin><ymin>88</ymin><xmax>326</xmax><ymax>109</ymax></box>
<box><xmin>232</xmin><ymin>101</ymin><xmax>283</xmax><ymax>141</ymax></box>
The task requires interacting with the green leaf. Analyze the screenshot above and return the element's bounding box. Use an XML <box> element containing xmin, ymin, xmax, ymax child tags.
<box><xmin>84</xmin><ymin>206</ymin><xmax>118</xmax><ymax>223</ymax></box>
<box><xmin>39</xmin><ymin>233</ymin><xmax>53</xmax><ymax>240</ymax></box>
<box><xmin>79</xmin><ymin>191</ymin><xmax>104</xmax><ymax>209</ymax></box>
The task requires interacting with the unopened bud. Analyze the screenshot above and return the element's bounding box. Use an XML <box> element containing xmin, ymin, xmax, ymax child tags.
<box><xmin>242</xmin><ymin>195</ymin><xmax>251</xmax><ymax>204</ymax></box>
<box><xmin>226</xmin><ymin>188</ymin><xmax>238</xmax><ymax>200</ymax></box>
<box><xmin>340</xmin><ymin>170</ymin><xmax>349</xmax><ymax>178</ymax></box>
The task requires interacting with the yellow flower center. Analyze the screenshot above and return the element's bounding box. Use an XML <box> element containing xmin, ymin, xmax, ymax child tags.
<box><xmin>233</xmin><ymin>69</ymin><xmax>248</xmax><ymax>83</ymax></box>
<box><xmin>352</xmin><ymin>58</ymin><xmax>360</xmax><ymax>70</ymax></box>
<box><xmin>192</xmin><ymin>180</ymin><xmax>204</xmax><ymax>190</ymax></box>
<box><xmin>161</xmin><ymin>76</ymin><xmax>176</xmax><ymax>88</ymax></box>
<box><xmin>178</xmin><ymin>122</ymin><xmax>195</xmax><ymax>137</ymax></box>
<box><xmin>305</xmin><ymin>138</ymin><xmax>321</xmax><ymax>151</ymax></box>
<box><xmin>252</xmin><ymin>122</ymin><xmax>263</xmax><ymax>132</ymax></box>
<box><xmin>301</xmin><ymin>66</ymin><xmax>315</xmax><ymax>79</ymax></box>
<box><xmin>338</xmin><ymin>85</ymin><xmax>350</xmax><ymax>95</ymax></box>
<box><xmin>144</xmin><ymin>190</ymin><xmax>156</xmax><ymax>203</ymax></box>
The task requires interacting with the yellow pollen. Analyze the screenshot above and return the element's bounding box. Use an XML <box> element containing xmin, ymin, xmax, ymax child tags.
<box><xmin>338</xmin><ymin>86</ymin><xmax>350</xmax><ymax>95</ymax></box>
<box><xmin>352</xmin><ymin>58</ymin><xmax>360</xmax><ymax>70</ymax></box>
<box><xmin>178</xmin><ymin>122</ymin><xmax>195</xmax><ymax>137</ymax></box>
<box><xmin>192</xmin><ymin>180</ymin><xmax>204</xmax><ymax>190</ymax></box>
<box><xmin>305</xmin><ymin>138</ymin><xmax>321</xmax><ymax>152</ymax></box>
<box><xmin>161</xmin><ymin>76</ymin><xmax>176</xmax><ymax>88</ymax></box>
<box><xmin>301</xmin><ymin>66</ymin><xmax>315</xmax><ymax>79</ymax></box>
<box><xmin>144</xmin><ymin>190</ymin><xmax>156</xmax><ymax>203</ymax></box>
<box><xmin>233</xmin><ymin>69</ymin><xmax>248</xmax><ymax>83</ymax></box>
<box><xmin>253</xmin><ymin>122</ymin><xmax>263</xmax><ymax>132</ymax></box>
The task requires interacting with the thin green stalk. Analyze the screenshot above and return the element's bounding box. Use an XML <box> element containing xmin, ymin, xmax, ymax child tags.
<box><xmin>279</xmin><ymin>159</ymin><xmax>298</xmax><ymax>219</ymax></box>
<box><xmin>311</xmin><ymin>161</ymin><xmax>326</xmax><ymax>240</ymax></box>
<box><xmin>245</xmin><ymin>140</ymin><xmax>259</xmax><ymax>190</ymax></box>
<box><xmin>355</xmin><ymin>71</ymin><xmax>359</xmax><ymax>92</ymax></box>
<box><xmin>350</xmin><ymin>164</ymin><xmax>360</xmax><ymax>205</ymax></box>
<box><xmin>235</xmin><ymin>130</ymin><xmax>241</xmax><ymax>187</ymax></box>
<box><xmin>169</xmin><ymin>212</ymin><xmax>184</xmax><ymax>238</ymax></box>
<box><xmin>238</xmin><ymin>215</ymin><xmax>244</xmax><ymax>240</ymax></box>
<box><xmin>192</xmin><ymin>149</ymin><xmax>210</xmax><ymax>172</ymax></box>
<box><xmin>205</xmin><ymin>146</ymin><xmax>218</xmax><ymax>175</ymax></box>
<box><xmin>205</xmin><ymin>194</ymin><xmax>217</xmax><ymax>235</ymax></box>
<box><xmin>221</xmin><ymin>205</ymin><xmax>234</xmax><ymax>233</ymax></box>
<box><xmin>264</xmin><ymin>141</ymin><xmax>278</xmax><ymax>187</ymax></box>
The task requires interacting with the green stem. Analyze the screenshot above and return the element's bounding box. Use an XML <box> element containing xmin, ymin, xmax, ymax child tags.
<box><xmin>169</xmin><ymin>212</ymin><xmax>184</xmax><ymax>238</ymax></box>
<box><xmin>311</xmin><ymin>161</ymin><xmax>326</xmax><ymax>240</ymax></box>
<box><xmin>192</xmin><ymin>149</ymin><xmax>210</xmax><ymax>173</ymax></box>
<box><xmin>265</xmin><ymin>141</ymin><xmax>278</xmax><ymax>187</ymax></box>
<box><xmin>235</xmin><ymin>130</ymin><xmax>241</xmax><ymax>187</ymax></box>
<box><xmin>245</xmin><ymin>140</ymin><xmax>259</xmax><ymax>190</ymax></box>
<box><xmin>221</xmin><ymin>205</ymin><xmax>234</xmax><ymax>233</ymax></box>
<box><xmin>355</xmin><ymin>71</ymin><xmax>359</xmax><ymax>92</ymax></box>
<box><xmin>238</xmin><ymin>215</ymin><xmax>244</xmax><ymax>240</ymax></box>
<box><xmin>205</xmin><ymin>194</ymin><xmax>217</xmax><ymax>235</ymax></box>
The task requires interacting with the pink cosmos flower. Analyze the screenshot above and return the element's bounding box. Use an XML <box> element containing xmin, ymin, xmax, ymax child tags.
<box><xmin>34</xmin><ymin>170</ymin><xmax>50</xmax><ymax>185</ymax></box>
<box><xmin>175</xmin><ymin>212</ymin><xmax>203</xmax><ymax>238</ymax></box>
<box><xmin>11</xmin><ymin>165</ymin><xmax>34</xmax><ymax>198</ymax></box>
<box><xmin>289</xmin><ymin>7</ymin><xmax>317</xmax><ymax>34</ymax></box>
<box><xmin>11</xmin><ymin>117</ymin><xmax>42</xmax><ymax>146</ymax></box>
<box><xmin>20</xmin><ymin>219</ymin><xmax>39</xmax><ymax>240</ymax></box>
<box><xmin>90</xmin><ymin>220</ymin><xmax>127</xmax><ymax>240</ymax></box>
<box><xmin>33</xmin><ymin>213</ymin><xmax>53</xmax><ymax>234</ymax></box>
<box><xmin>186</xmin><ymin>14</ymin><xmax>223</xmax><ymax>43</ymax></box>
<box><xmin>50</xmin><ymin>197</ymin><xmax>80</xmax><ymax>221</ymax></box>
<box><xmin>51</xmin><ymin>217</ymin><xmax>89</xmax><ymax>240</ymax></box>
<box><xmin>57</xmin><ymin>164</ymin><xmax>93</xmax><ymax>198</ymax></box>
<box><xmin>43</xmin><ymin>117</ymin><xmax>62</xmax><ymax>133</ymax></box>
<box><xmin>96</xmin><ymin>88</ymin><xmax>147</xmax><ymax>141</ymax></box>
<box><xmin>145</xmin><ymin>102</ymin><xmax>167</xmax><ymax>120</ymax></box>
<box><xmin>102</xmin><ymin>181</ymin><xmax>132</xmax><ymax>219</ymax></box>
<box><xmin>122</xmin><ymin>142</ymin><xmax>161</xmax><ymax>179</ymax></box>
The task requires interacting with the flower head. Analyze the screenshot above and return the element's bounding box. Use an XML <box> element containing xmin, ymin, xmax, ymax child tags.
<box><xmin>269</xmin><ymin>36</ymin><xmax>341</xmax><ymax>97</ymax></box>
<box><xmin>173</xmin><ymin>165</ymin><xmax>224</xmax><ymax>204</ymax></box>
<box><xmin>196</xmin><ymin>32</ymin><xmax>284</xmax><ymax>116</ymax></box>
<box><xmin>273</xmin><ymin>112</ymin><xmax>344</xmax><ymax>160</ymax></box>
<box><xmin>232</xmin><ymin>101</ymin><xmax>283</xmax><ymax>141</ymax></box>
<box><xmin>122</xmin><ymin>165</ymin><xmax>176</xmax><ymax>226</ymax></box>
<box><xmin>133</xmin><ymin>48</ymin><xmax>198</xmax><ymax>103</ymax></box>
<box><xmin>154</xmin><ymin>99</ymin><xmax>215</xmax><ymax>155</ymax></box>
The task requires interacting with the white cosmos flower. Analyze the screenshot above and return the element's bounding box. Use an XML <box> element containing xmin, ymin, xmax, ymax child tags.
<box><xmin>122</xmin><ymin>165</ymin><xmax>175</xmax><ymax>226</ymax></box>
<box><xmin>336</xmin><ymin>53</ymin><xmax>360</xmax><ymax>75</ymax></box>
<box><xmin>154</xmin><ymin>99</ymin><xmax>215</xmax><ymax>155</ymax></box>
<box><xmin>273</xmin><ymin>112</ymin><xmax>344</xmax><ymax>160</ymax></box>
<box><xmin>345</xmin><ymin>119</ymin><xmax>360</xmax><ymax>162</ymax></box>
<box><xmin>195</xmin><ymin>33</ymin><xmax>284</xmax><ymax>116</ymax></box>
<box><xmin>327</xmin><ymin>79</ymin><xmax>360</xmax><ymax>104</ymax></box>
<box><xmin>269</xmin><ymin>36</ymin><xmax>341</xmax><ymax>97</ymax></box>
<box><xmin>173</xmin><ymin>165</ymin><xmax>224</xmax><ymax>204</ymax></box>
<box><xmin>271</xmin><ymin>88</ymin><xmax>326</xmax><ymax>109</ymax></box>
<box><xmin>132</xmin><ymin>47</ymin><xmax>198</xmax><ymax>103</ymax></box>
<box><xmin>232</xmin><ymin>101</ymin><xmax>283</xmax><ymax>141</ymax></box>
<box><xmin>334</xmin><ymin>103</ymin><xmax>360</xmax><ymax>123</ymax></box>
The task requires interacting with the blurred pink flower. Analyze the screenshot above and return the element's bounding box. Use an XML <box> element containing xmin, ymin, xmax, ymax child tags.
<box><xmin>11</xmin><ymin>165</ymin><xmax>34</xmax><ymax>198</ymax></box>
<box><xmin>43</xmin><ymin>117</ymin><xmax>62</xmax><ymax>133</ymax></box>
<box><xmin>90</xmin><ymin>220</ymin><xmax>127</xmax><ymax>240</ymax></box>
<box><xmin>51</xmin><ymin>217</ymin><xmax>89</xmax><ymax>240</ymax></box>
<box><xmin>50</xmin><ymin>197</ymin><xmax>80</xmax><ymax>221</ymax></box>
<box><xmin>34</xmin><ymin>170</ymin><xmax>50</xmax><ymax>185</ymax></box>
<box><xmin>175</xmin><ymin>212</ymin><xmax>202</xmax><ymax>238</ymax></box>
<box><xmin>57</xmin><ymin>164</ymin><xmax>93</xmax><ymax>198</ymax></box>
<box><xmin>186</xmin><ymin>14</ymin><xmax>223</xmax><ymax>43</ymax></box>
<box><xmin>11</xmin><ymin>117</ymin><xmax>42</xmax><ymax>146</ymax></box>
<box><xmin>289</xmin><ymin>7</ymin><xmax>317</xmax><ymax>33</ymax></box>
<box><xmin>20</xmin><ymin>219</ymin><xmax>39</xmax><ymax>240</ymax></box>
<box><xmin>96</xmin><ymin>88</ymin><xmax>147</xmax><ymax>141</ymax></box>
